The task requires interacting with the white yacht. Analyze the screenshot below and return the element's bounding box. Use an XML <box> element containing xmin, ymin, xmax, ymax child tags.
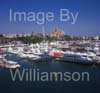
<box><xmin>1</xmin><ymin>59</ymin><xmax>21</xmax><ymax>69</ymax></box>
<box><xmin>18</xmin><ymin>51</ymin><xmax>40</xmax><ymax>59</ymax></box>
<box><xmin>7</xmin><ymin>46</ymin><xmax>23</xmax><ymax>54</ymax></box>
<box><xmin>29</xmin><ymin>43</ymin><xmax>49</xmax><ymax>55</ymax></box>
<box><xmin>93</xmin><ymin>43</ymin><xmax>100</xmax><ymax>52</ymax></box>
<box><xmin>5</xmin><ymin>63</ymin><xmax>20</xmax><ymax>69</ymax></box>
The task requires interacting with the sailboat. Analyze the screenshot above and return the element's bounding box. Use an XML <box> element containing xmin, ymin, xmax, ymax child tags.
<box><xmin>29</xmin><ymin>26</ymin><xmax>51</xmax><ymax>62</ymax></box>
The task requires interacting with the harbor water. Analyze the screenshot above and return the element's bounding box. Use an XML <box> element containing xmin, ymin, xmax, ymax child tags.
<box><xmin>0</xmin><ymin>54</ymin><xmax>100</xmax><ymax>93</ymax></box>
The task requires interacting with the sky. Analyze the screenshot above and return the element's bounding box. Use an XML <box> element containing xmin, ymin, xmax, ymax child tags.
<box><xmin>0</xmin><ymin>0</ymin><xmax>100</xmax><ymax>36</ymax></box>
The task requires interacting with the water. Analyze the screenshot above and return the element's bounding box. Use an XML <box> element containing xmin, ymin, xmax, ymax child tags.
<box><xmin>0</xmin><ymin>54</ymin><xmax>100</xmax><ymax>93</ymax></box>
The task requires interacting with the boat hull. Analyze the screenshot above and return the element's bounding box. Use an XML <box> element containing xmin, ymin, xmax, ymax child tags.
<box><xmin>55</xmin><ymin>57</ymin><xmax>95</xmax><ymax>65</ymax></box>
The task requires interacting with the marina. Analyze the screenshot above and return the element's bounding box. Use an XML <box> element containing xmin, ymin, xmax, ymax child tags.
<box><xmin>0</xmin><ymin>33</ymin><xmax>100</xmax><ymax>92</ymax></box>
<box><xmin>0</xmin><ymin>0</ymin><xmax>100</xmax><ymax>92</ymax></box>
<box><xmin>0</xmin><ymin>40</ymin><xmax>100</xmax><ymax>69</ymax></box>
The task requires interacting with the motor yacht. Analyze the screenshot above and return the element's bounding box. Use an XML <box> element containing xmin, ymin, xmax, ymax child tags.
<box><xmin>7</xmin><ymin>46</ymin><xmax>23</xmax><ymax>54</ymax></box>
<box><xmin>55</xmin><ymin>52</ymin><xmax>95</xmax><ymax>65</ymax></box>
<box><xmin>1</xmin><ymin>59</ymin><xmax>21</xmax><ymax>69</ymax></box>
<box><xmin>18</xmin><ymin>51</ymin><xmax>40</xmax><ymax>59</ymax></box>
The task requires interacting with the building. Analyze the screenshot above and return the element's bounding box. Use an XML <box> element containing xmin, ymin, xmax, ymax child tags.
<box><xmin>2</xmin><ymin>33</ymin><xmax>32</xmax><ymax>38</ymax></box>
<box><xmin>93</xmin><ymin>36</ymin><xmax>99</xmax><ymax>40</ymax></box>
<box><xmin>49</xmin><ymin>28</ymin><xmax>65</xmax><ymax>39</ymax></box>
<box><xmin>3</xmin><ymin>34</ymin><xmax>17</xmax><ymax>38</ymax></box>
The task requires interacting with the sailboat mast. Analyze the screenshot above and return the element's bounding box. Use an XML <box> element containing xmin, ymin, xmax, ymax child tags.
<box><xmin>42</xmin><ymin>26</ymin><xmax>45</xmax><ymax>42</ymax></box>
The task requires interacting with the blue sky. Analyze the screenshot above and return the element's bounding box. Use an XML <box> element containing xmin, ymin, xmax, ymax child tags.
<box><xmin>0</xmin><ymin>0</ymin><xmax>100</xmax><ymax>36</ymax></box>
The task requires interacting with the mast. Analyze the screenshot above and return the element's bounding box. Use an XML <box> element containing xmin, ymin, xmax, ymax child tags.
<box><xmin>42</xmin><ymin>26</ymin><xmax>45</xmax><ymax>43</ymax></box>
<box><xmin>42</xmin><ymin>26</ymin><xmax>48</xmax><ymax>52</ymax></box>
